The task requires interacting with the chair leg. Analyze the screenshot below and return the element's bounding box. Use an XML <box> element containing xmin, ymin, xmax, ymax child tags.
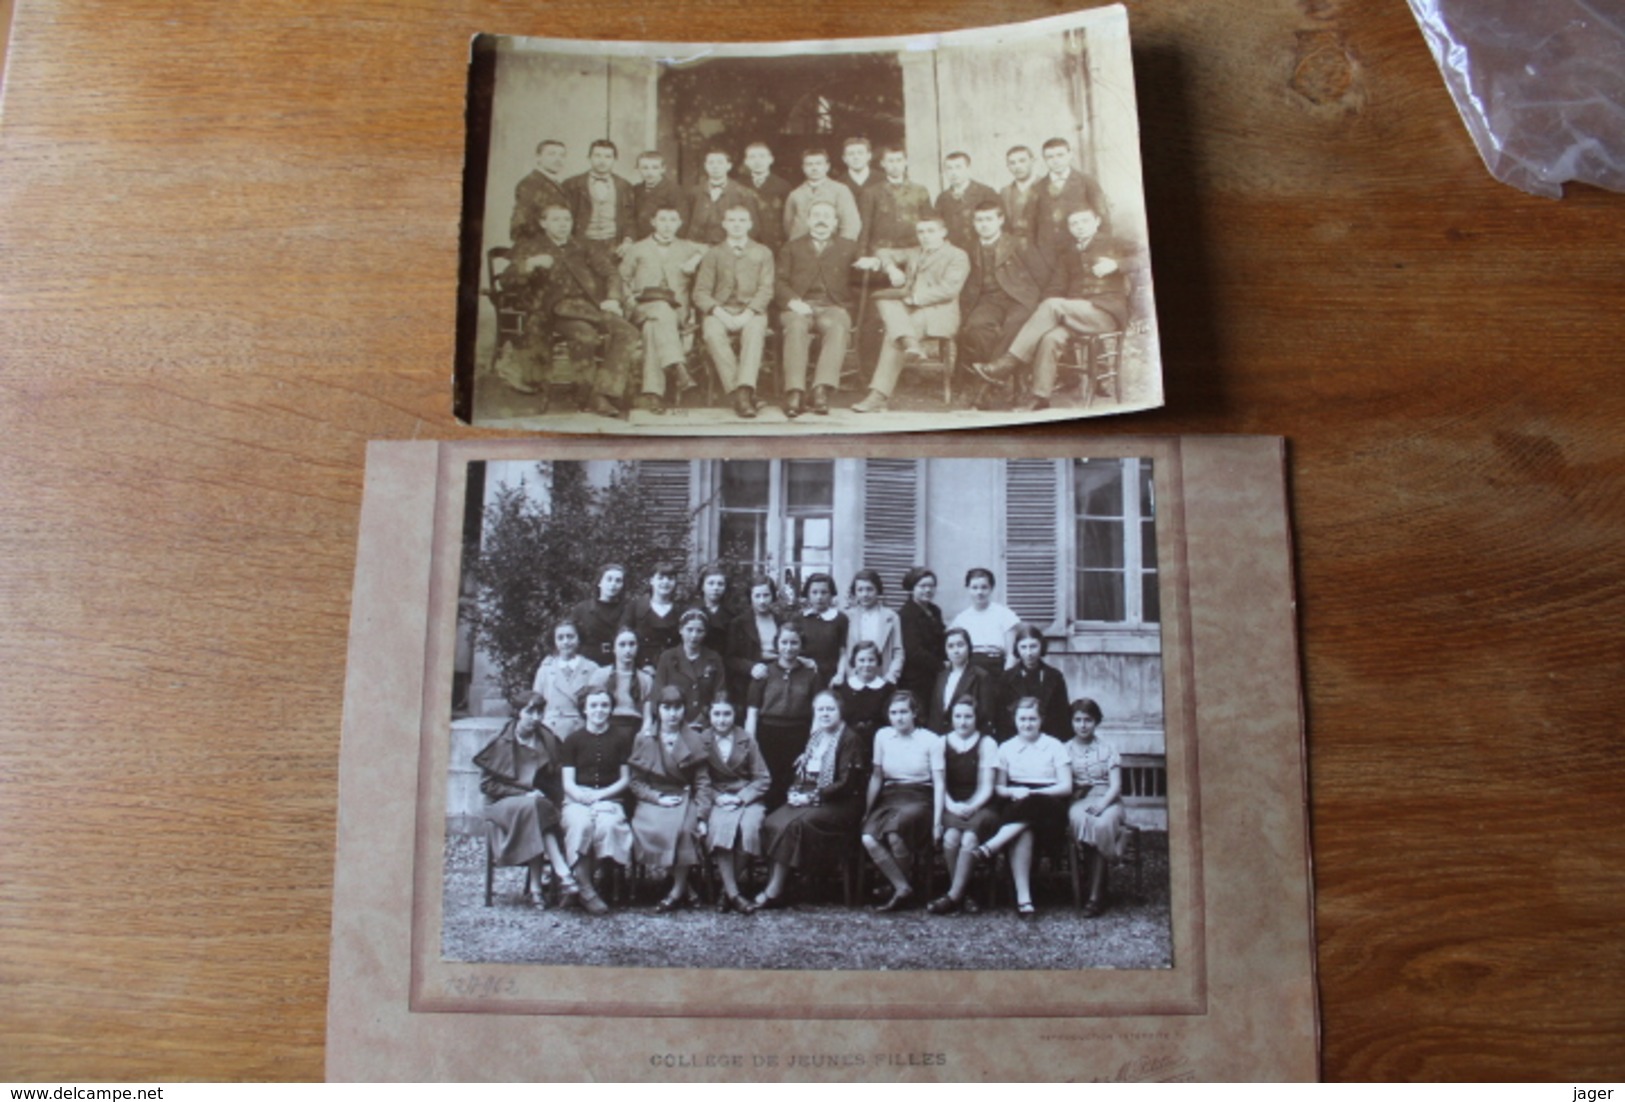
<box><xmin>943</xmin><ymin>340</ymin><xmax>956</xmax><ymax>405</ymax></box>
<box><xmin>483</xmin><ymin>831</ymin><xmax>495</xmax><ymax>907</ymax></box>
<box><xmin>1069</xmin><ymin>839</ymin><xmax>1084</xmax><ymax>910</ymax></box>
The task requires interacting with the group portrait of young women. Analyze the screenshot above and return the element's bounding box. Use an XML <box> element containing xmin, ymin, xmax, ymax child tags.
<box><xmin>474</xmin><ymin>559</ymin><xmax>1130</xmax><ymax>920</ymax></box>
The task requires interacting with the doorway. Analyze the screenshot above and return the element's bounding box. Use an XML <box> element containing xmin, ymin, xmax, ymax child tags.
<box><xmin>658</xmin><ymin>53</ymin><xmax>905</xmax><ymax>185</ymax></box>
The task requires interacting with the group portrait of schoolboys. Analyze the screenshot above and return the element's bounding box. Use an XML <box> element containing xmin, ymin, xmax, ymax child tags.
<box><xmin>495</xmin><ymin>133</ymin><xmax>1141</xmax><ymax>419</ymax></box>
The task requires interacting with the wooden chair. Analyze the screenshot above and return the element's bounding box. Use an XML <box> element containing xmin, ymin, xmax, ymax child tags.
<box><xmin>483</xmin><ymin>246</ymin><xmax>531</xmax><ymax>376</ymax></box>
<box><xmin>984</xmin><ymin>831</ymin><xmax>1080</xmax><ymax>909</ymax></box>
<box><xmin>1055</xmin><ymin>328</ymin><xmax>1124</xmax><ymax>408</ymax></box>
<box><xmin>856</xmin><ymin>835</ymin><xmax>936</xmax><ymax>904</ymax></box>
<box><xmin>1069</xmin><ymin>822</ymin><xmax>1143</xmax><ymax>907</ymax></box>
<box><xmin>892</xmin><ymin>336</ymin><xmax>957</xmax><ymax>405</ymax></box>
<box><xmin>482</xmin><ymin>820</ymin><xmax>532</xmax><ymax>907</ymax></box>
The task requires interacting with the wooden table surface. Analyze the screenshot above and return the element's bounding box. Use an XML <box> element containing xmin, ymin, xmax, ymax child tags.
<box><xmin>2</xmin><ymin>0</ymin><xmax>1621</xmax><ymax>1082</ymax></box>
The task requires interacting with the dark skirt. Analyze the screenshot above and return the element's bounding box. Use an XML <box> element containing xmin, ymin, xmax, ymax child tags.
<box><xmin>756</xmin><ymin>715</ymin><xmax>810</xmax><ymax>810</ymax></box>
<box><xmin>942</xmin><ymin>802</ymin><xmax>1002</xmax><ymax>839</ymax></box>
<box><xmin>996</xmin><ymin>790</ymin><xmax>1070</xmax><ymax>852</ymax></box>
<box><xmin>862</xmin><ymin>782</ymin><xmax>934</xmax><ymax>854</ymax></box>
<box><xmin>483</xmin><ymin>793</ymin><xmax>561</xmax><ymax>866</ymax></box>
<box><xmin>761</xmin><ymin>797</ymin><xmax>862</xmax><ymax>869</ymax></box>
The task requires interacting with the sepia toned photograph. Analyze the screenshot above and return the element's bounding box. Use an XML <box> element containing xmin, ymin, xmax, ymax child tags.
<box><xmin>453</xmin><ymin>7</ymin><xmax>1163</xmax><ymax>435</ymax></box>
<box><xmin>443</xmin><ymin>454</ymin><xmax>1174</xmax><ymax>971</ymax></box>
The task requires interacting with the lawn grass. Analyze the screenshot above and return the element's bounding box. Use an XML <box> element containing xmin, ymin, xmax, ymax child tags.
<box><xmin>441</xmin><ymin>831</ymin><xmax>1173</xmax><ymax>971</ymax></box>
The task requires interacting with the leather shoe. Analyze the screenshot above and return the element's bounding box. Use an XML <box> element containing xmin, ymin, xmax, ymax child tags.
<box><xmin>852</xmin><ymin>390</ymin><xmax>889</xmax><ymax>414</ymax></box>
<box><xmin>751</xmin><ymin>892</ymin><xmax>788</xmax><ymax>912</ymax></box>
<box><xmin>654</xmin><ymin>893</ymin><xmax>688</xmax><ymax>914</ymax></box>
<box><xmin>901</xmin><ymin>341</ymin><xmax>925</xmax><ymax>366</ymax></box>
<box><xmin>587</xmin><ymin>393</ymin><xmax>621</xmax><ymax>417</ymax></box>
<box><xmin>971</xmin><ymin>356</ymin><xmax>1018</xmax><ymax>383</ymax></box>
<box><xmin>784</xmin><ymin>389</ymin><xmax>804</xmax><ymax>419</ymax></box>
<box><xmin>810</xmin><ymin>385</ymin><xmax>831</xmax><ymax>414</ymax></box>
<box><xmin>671</xmin><ymin>363</ymin><xmax>698</xmax><ymax>394</ymax></box>
<box><xmin>733</xmin><ymin>386</ymin><xmax>758</xmax><ymax>419</ymax></box>
<box><xmin>874</xmin><ymin>889</ymin><xmax>915</xmax><ymax>913</ymax></box>
<box><xmin>926</xmin><ymin>895</ymin><xmax>961</xmax><ymax>915</ymax></box>
<box><xmin>1013</xmin><ymin>394</ymin><xmax>1051</xmax><ymax>413</ymax></box>
<box><xmin>637</xmin><ymin>392</ymin><xmax>666</xmax><ymax>415</ymax></box>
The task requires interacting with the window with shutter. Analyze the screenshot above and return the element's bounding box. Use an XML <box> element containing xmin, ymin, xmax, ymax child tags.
<box><xmin>635</xmin><ymin>460</ymin><xmax>693</xmax><ymax>531</ymax></box>
<box><xmin>1003</xmin><ymin>459</ymin><xmax>1063</xmax><ymax>630</ymax></box>
<box><xmin>861</xmin><ymin>459</ymin><xmax>922</xmax><ymax>607</ymax></box>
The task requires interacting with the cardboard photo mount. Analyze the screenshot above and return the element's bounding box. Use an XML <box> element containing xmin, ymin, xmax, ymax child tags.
<box><xmin>327</xmin><ymin>434</ymin><xmax>1316</xmax><ymax>1081</ymax></box>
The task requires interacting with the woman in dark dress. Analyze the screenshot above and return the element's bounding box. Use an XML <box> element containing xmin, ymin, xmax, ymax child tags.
<box><xmin>725</xmin><ymin>574</ymin><xmax>781</xmax><ymax>709</ymax></box>
<box><xmin>832</xmin><ymin>639</ymin><xmax>894</xmax><ymax>764</ymax></box>
<box><xmin>570</xmin><ymin>562</ymin><xmax>627</xmax><ymax>667</ymax></box>
<box><xmin>473</xmin><ymin>692</ymin><xmax>579</xmax><ymax>906</ymax></box>
<box><xmin>927</xmin><ymin>697</ymin><xmax>1001</xmax><ymax>915</ymax></box>
<box><xmin>652</xmin><ymin>609</ymin><xmax>726</xmax><ymax>727</ymax></box>
<box><xmin>927</xmin><ymin>626</ymin><xmax>998</xmax><ymax>736</ymax></box>
<box><xmin>745</xmin><ymin>622</ymin><xmax>823</xmax><ymax>811</ymax></box>
<box><xmin>997</xmin><ymin>622</ymin><xmax>1071</xmax><ymax>741</ymax></box>
<box><xmin>897</xmin><ymin>566</ymin><xmax>946</xmax><ymax>706</ymax></box>
<box><xmin>750</xmin><ymin>690</ymin><xmax>867</xmax><ymax>911</ymax></box>
<box><xmin>627</xmin><ymin>686</ymin><xmax>714</xmax><ymax>913</ymax></box>
<box><xmin>559</xmin><ymin>687</ymin><xmax>635</xmax><ymax>915</ymax></box>
<box><xmin>796</xmin><ymin>572</ymin><xmax>849</xmax><ymax>688</ymax></box>
<box><xmin>691</xmin><ymin>563</ymin><xmax>732</xmax><ymax>658</ymax></box>
<box><xmin>622</xmin><ymin>562</ymin><xmax>683</xmax><ymax>673</ymax></box>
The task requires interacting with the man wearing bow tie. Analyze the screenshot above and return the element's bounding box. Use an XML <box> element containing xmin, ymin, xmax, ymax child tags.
<box><xmin>693</xmin><ymin>205</ymin><xmax>776</xmax><ymax>419</ymax></box>
<box><xmin>686</xmin><ymin>148</ymin><xmax>762</xmax><ymax>247</ymax></box>
<box><xmin>971</xmin><ymin>205</ymin><xmax>1134</xmax><ymax>412</ymax></box>
<box><xmin>850</xmin><ymin>214</ymin><xmax>970</xmax><ymax>414</ymax></box>
<box><xmin>562</xmin><ymin>139</ymin><xmax>638</xmax><ymax>264</ymax></box>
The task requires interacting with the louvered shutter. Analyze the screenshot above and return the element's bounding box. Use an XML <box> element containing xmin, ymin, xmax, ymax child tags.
<box><xmin>1004</xmin><ymin>459</ymin><xmax>1062</xmax><ymax>629</ymax></box>
<box><xmin>862</xmin><ymin>459</ymin><xmax>921</xmax><ymax>607</ymax></box>
<box><xmin>635</xmin><ymin>460</ymin><xmax>693</xmax><ymax>529</ymax></box>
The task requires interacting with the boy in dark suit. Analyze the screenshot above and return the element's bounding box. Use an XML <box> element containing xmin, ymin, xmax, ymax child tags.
<box><xmin>933</xmin><ymin>152</ymin><xmax>1000</xmax><ymax>252</ymax></box>
<box><xmin>631</xmin><ymin>151</ymin><xmax>685</xmax><ymax>242</ymax></box>
<box><xmin>973</xmin><ymin>204</ymin><xmax>1135</xmax><ymax>411</ymax></box>
<box><xmin>740</xmin><ymin>141</ymin><xmax>792</xmax><ymax>254</ymax></box>
<box><xmin>511</xmin><ymin>203</ymin><xmax>636</xmax><ymax>416</ymax></box>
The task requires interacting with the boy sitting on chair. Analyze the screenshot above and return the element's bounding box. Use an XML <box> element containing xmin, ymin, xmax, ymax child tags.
<box><xmin>970</xmin><ymin>205</ymin><xmax>1132</xmax><ymax>412</ymax></box>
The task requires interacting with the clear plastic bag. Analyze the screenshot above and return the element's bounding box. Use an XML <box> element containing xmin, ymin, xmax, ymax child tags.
<box><xmin>1407</xmin><ymin>0</ymin><xmax>1625</xmax><ymax>198</ymax></box>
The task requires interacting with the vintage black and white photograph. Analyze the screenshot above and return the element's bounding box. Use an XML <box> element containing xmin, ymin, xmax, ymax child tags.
<box><xmin>453</xmin><ymin>8</ymin><xmax>1163</xmax><ymax>434</ymax></box>
<box><xmin>443</xmin><ymin>455</ymin><xmax>1173</xmax><ymax>970</ymax></box>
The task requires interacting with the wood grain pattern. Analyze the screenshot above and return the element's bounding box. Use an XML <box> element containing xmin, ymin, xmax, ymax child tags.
<box><xmin>0</xmin><ymin>0</ymin><xmax>1621</xmax><ymax>1081</ymax></box>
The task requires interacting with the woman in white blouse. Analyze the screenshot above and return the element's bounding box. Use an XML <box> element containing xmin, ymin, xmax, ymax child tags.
<box><xmin>948</xmin><ymin>566</ymin><xmax>1020</xmax><ymax>675</ymax></box>
<box><xmin>973</xmin><ymin>696</ymin><xmax>1073</xmax><ymax>918</ymax></box>
<box><xmin>861</xmin><ymin>690</ymin><xmax>946</xmax><ymax>912</ymax></box>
